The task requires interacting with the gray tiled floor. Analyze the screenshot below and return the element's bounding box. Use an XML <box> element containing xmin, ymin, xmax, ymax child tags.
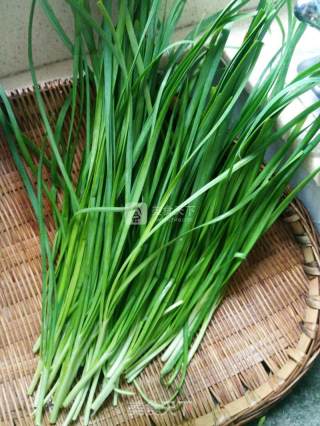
<box><xmin>250</xmin><ymin>357</ymin><xmax>320</xmax><ymax>425</ymax></box>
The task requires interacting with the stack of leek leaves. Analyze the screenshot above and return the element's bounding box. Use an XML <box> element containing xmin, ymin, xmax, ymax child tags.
<box><xmin>1</xmin><ymin>0</ymin><xmax>320</xmax><ymax>424</ymax></box>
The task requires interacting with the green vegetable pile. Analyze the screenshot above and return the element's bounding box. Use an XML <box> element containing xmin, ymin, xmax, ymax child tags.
<box><xmin>1</xmin><ymin>0</ymin><xmax>320</xmax><ymax>424</ymax></box>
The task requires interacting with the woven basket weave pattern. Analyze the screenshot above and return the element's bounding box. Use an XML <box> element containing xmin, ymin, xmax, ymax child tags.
<box><xmin>0</xmin><ymin>81</ymin><xmax>320</xmax><ymax>426</ymax></box>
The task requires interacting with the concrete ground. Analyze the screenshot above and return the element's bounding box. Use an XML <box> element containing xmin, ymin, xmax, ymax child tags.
<box><xmin>250</xmin><ymin>357</ymin><xmax>320</xmax><ymax>426</ymax></box>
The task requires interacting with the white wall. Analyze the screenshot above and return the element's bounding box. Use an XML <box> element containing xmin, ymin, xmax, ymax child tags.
<box><xmin>0</xmin><ymin>0</ymin><xmax>258</xmax><ymax>79</ymax></box>
<box><xmin>0</xmin><ymin>1</ymin><xmax>73</xmax><ymax>78</ymax></box>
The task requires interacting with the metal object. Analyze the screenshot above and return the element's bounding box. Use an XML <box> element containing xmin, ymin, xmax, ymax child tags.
<box><xmin>295</xmin><ymin>0</ymin><xmax>320</xmax><ymax>99</ymax></box>
<box><xmin>295</xmin><ymin>0</ymin><xmax>320</xmax><ymax>29</ymax></box>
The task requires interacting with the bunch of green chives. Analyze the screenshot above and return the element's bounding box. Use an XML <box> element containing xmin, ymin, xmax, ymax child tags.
<box><xmin>1</xmin><ymin>0</ymin><xmax>320</xmax><ymax>424</ymax></box>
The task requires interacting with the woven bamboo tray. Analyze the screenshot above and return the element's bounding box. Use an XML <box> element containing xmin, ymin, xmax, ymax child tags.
<box><xmin>1</xmin><ymin>80</ymin><xmax>320</xmax><ymax>426</ymax></box>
